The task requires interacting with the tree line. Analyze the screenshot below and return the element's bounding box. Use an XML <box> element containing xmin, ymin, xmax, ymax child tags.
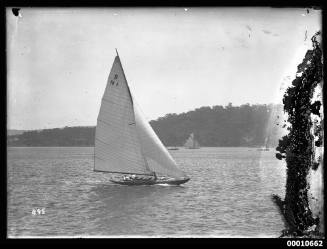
<box><xmin>7</xmin><ymin>103</ymin><xmax>284</xmax><ymax>147</ymax></box>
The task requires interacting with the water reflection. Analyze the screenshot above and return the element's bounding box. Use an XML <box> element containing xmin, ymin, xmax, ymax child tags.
<box><xmin>89</xmin><ymin>183</ymin><xmax>187</xmax><ymax>235</ymax></box>
<box><xmin>92</xmin><ymin>183</ymin><xmax>185</xmax><ymax>210</ymax></box>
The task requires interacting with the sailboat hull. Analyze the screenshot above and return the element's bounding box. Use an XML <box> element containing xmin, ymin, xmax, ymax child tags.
<box><xmin>257</xmin><ymin>148</ymin><xmax>270</xmax><ymax>151</ymax></box>
<box><xmin>110</xmin><ymin>179</ymin><xmax>156</xmax><ymax>186</ymax></box>
<box><xmin>156</xmin><ymin>178</ymin><xmax>190</xmax><ymax>185</ymax></box>
<box><xmin>110</xmin><ymin>177</ymin><xmax>190</xmax><ymax>186</ymax></box>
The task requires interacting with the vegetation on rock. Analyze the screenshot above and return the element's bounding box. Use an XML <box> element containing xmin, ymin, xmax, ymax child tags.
<box><xmin>273</xmin><ymin>31</ymin><xmax>323</xmax><ymax>238</ymax></box>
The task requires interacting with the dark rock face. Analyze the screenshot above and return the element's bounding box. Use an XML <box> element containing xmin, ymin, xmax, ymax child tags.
<box><xmin>274</xmin><ymin>31</ymin><xmax>323</xmax><ymax>237</ymax></box>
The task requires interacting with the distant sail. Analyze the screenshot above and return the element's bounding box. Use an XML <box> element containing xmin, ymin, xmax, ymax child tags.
<box><xmin>94</xmin><ymin>53</ymin><xmax>188</xmax><ymax>182</ymax></box>
<box><xmin>184</xmin><ymin>133</ymin><xmax>200</xmax><ymax>149</ymax></box>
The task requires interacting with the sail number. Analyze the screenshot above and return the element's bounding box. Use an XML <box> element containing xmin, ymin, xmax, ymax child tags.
<box><xmin>110</xmin><ymin>74</ymin><xmax>119</xmax><ymax>86</ymax></box>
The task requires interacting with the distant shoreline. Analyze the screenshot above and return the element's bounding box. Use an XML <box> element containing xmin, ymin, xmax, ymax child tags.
<box><xmin>7</xmin><ymin>104</ymin><xmax>283</xmax><ymax>148</ymax></box>
<box><xmin>7</xmin><ymin>146</ymin><xmax>274</xmax><ymax>148</ymax></box>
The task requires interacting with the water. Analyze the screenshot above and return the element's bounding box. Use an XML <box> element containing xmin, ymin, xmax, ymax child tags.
<box><xmin>7</xmin><ymin>147</ymin><xmax>286</xmax><ymax>237</ymax></box>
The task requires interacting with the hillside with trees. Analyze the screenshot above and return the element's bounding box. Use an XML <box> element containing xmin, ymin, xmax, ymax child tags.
<box><xmin>7</xmin><ymin>103</ymin><xmax>284</xmax><ymax>147</ymax></box>
<box><xmin>151</xmin><ymin>103</ymin><xmax>283</xmax><ymax>147</ymax></box>
<box><xmin>7</xmin><ymin>126</ymin><xmax>95</xmax><ymax>147</ymax></box>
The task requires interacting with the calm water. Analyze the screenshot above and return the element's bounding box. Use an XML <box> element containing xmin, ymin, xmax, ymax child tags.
<box><xmin>8</xmin><ymin>147</ymin><xmax>286</xmax><ymax>237</ymax></box>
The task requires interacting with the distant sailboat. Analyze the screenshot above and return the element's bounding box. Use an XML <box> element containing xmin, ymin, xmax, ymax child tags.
<box><xmin>184</xmin><ymin>133</ymin><xmax>200</xmax><ymax>149</ymax></box>
<box><xmin>94</xmin><ymin>50</ymin><xmax>190</xmax><ymax>185</ymax></box>
<box><xmin>257</xmin><ymin>137</ymin><xmax>270</xmax><ymax>151</ymax></box>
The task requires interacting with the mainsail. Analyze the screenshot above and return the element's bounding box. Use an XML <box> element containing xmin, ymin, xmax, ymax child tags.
<box><xmin>94</xmin><ymin>52</ymin><xmax>187</xmax><ymax>179</ymax></box>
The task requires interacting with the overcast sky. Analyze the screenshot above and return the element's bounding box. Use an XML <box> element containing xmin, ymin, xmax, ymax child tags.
<box><xmin>7</xmin><ymin>7</ymin><xmax>321</xmax><ymax>130</ymax></box>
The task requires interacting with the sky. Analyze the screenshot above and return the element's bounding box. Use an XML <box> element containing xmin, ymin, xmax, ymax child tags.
<box><xmin>7</xmin><ymin>7</ymin><xmax>321</xmax><ymax>130</ymax></box>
